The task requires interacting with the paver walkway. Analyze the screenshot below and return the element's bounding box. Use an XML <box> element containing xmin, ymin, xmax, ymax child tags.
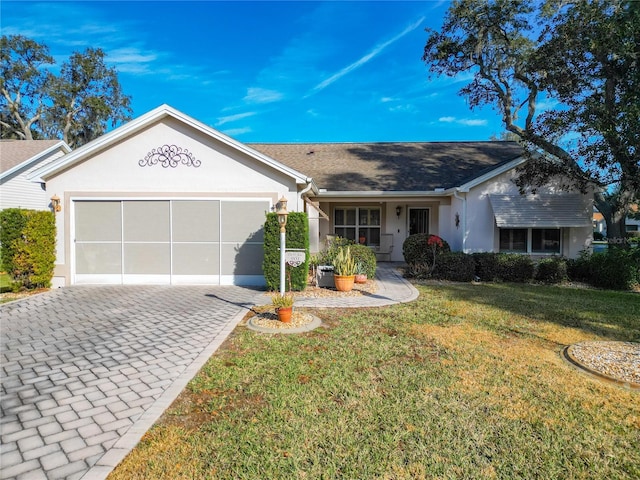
<box><xmin>294</xmin><ymin>262</ymin><xmax>418</xmax><ymax>308</ymax></box>
<box><xmin>1</xmin><ymin>285</ymin><xmax>261</xmax><ymax>480</ymax></box>
<box><xmin>0</xmin><ymin>263</ymin><xmax>417</xmax><ymax>479</ymax></box>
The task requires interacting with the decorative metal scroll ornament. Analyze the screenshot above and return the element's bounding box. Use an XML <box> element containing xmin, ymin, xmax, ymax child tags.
<box><xmin>138</xmin><ymin>145</ymin><xmax>201</xmax><ymax>168</ymax></box>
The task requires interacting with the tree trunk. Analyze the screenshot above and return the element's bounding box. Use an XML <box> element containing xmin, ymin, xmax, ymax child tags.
<box><xmin>595</xmin><ymin>193</ymin><xmax>629</xmax><ymax>241</ymax></box>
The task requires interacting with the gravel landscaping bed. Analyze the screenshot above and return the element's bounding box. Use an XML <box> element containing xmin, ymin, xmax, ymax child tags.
<box><xmin>565</xmin><ymin>341</ymin><xmax>640</xmax><ymax>388</ymax></box>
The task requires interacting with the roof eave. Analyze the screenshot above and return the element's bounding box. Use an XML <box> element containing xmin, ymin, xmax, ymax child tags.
<box><xmin>315</xmin><ymin>189</ymin><xmax>456</xmax><ymax>199</ymax></box>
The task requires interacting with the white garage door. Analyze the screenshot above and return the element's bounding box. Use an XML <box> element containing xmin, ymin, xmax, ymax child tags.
<box><xmin>73</xmin><ymin>199</ymin><xmax>268</xmax><ymax>285</ymax></box>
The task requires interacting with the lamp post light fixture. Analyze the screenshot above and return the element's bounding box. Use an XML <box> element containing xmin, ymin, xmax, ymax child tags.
<box><xmin>51</xmin><ymin>194</ymin><xmax>62</xmax><ymax>213</ymax></box>
<box><xmin>396</xmin><ymin>205</ymin><xmax>402</xmax><ymax>219</ymax></box>
<box><xmin>276</xmin><ymin>197</ymin><xmax>289</xmax><ymax>294</ymax></box>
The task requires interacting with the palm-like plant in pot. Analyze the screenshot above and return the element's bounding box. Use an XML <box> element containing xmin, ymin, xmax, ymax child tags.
<box><xmin>271</xmin><ymin>292</ymin><xmax>294</xmax><ymax>322</ymax></box>
<box><xmin>354</xmin><ymin>261</ymin><xmax>368</xmax><ymax>284</ymax></box>
<box><xmin>333</xmin><ymin>246</ymin><xmax>356</xmax><ymax>291</ymax></box>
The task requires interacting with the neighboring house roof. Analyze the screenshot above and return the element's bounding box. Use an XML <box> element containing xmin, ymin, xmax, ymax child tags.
<box><xmin>249</xmin><ymin>141</ymin><xmax>524</xmax><ymax>192</ymax></box>
<box><xmin>29</xmin><ymin>105</ymin><xmax>311</xmax><ymax>186</ymax></box>
<box><xmin>0</xmin><ymin>140</ymin><xmax>71</xmax><ymax>179</ymax></box>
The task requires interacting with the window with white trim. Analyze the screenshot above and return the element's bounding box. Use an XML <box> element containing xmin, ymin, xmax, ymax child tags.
<box><xmin>499</xmin><ymin>228</ymin><xmax>561</xmax><ymax>254</ymax></box>
<box><xmin>334</xmin><ymin>207</ymin><xmax>381</xmax><ymax>246</ymax></box>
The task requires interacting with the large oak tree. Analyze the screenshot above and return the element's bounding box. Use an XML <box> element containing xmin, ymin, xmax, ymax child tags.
<box><xmin>1</xmin><ymin>35</ymin><xmax>132</xmax><ymax>148</ymax></box>
<box><xmin>423</xmin><ymin>0</ymin><xmax>639</xmax><ymax>239</ymax></box>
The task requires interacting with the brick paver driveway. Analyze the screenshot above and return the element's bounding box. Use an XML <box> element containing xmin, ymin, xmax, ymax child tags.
<box><xmin>1</xmin><ymin>285</ymin><xmax>261</xmax><ymax>480</ymax></box>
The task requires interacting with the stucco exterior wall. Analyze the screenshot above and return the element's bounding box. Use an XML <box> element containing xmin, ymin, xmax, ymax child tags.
<box><xmin>45</xmin><ymin>118</ymin><xmax>299</xmax><ymax>286</ymax></box>
<box><xmin>465</xmin><ymin>169</ymin><xmax>592</xmax><ymax>257</ymax></box>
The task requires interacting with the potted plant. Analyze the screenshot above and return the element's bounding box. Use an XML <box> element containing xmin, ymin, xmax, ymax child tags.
<box><xmin>354</xmin><ymin>261</ymin><xmax>367</xmax><ymax>284</ymax></box>
<box><xmin>333</xmin><ymin>246</ymin><xmax>356</xmax><ymax>292</ymax></box>
<box><xmin>271</xmin><ymin>292</ymin><xmax>294</xmax><ymax>323</ymax></box>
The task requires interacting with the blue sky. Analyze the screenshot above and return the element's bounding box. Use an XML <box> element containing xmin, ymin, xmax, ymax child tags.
<box><xmin>2</xmin><ymin>1</ymin><xmax>508</xmax><ymax>143</ymax></box>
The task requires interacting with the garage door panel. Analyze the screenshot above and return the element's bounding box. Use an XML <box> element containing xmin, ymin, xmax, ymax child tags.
<box><xmin>221</xmin><ymin>201</ymin><xmax>266</xmax><ymax>242</ymax></box>
<box><xmin>75</xmin><ymin>202</ymin><xmax>121</xmax><ymax>241</ymax></box>
<box><xmin>124</xmin><ymin>243</ymin><xmax>170</xmax><ymax>274</ymax></box>
<box><xmin>123</xmin><ymin>201</ymin><xmax>170</xmax><ymax>242</ymax></box>
<box><xmin>172</xmin><ymin>201</ymin><xmax>219</xmax><ymax>242</ymax></box>
<box><xmin>74</xmin><ymin>199</ymin><xmax>267</xmax><ymax>285</ymax></box>
<box><xmin>221</xmin><ymin>243</ymin><xmax>263</xmax><ymax>275</ymax></box>
<box><xmin>76</xmin><ymin>243</ymin><xmax>122</xmax><ymax>274</ymax></box>
<box><xmin>173</xmin><ymin>243</ymin><xmax>219</xmax><ymax>275</ymax></box>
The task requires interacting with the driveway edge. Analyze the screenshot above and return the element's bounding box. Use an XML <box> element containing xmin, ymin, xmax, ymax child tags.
<box><xmin>80</xmin><ymin>304</ymin><xmax>253</xmax><ymax>480</ymax></box>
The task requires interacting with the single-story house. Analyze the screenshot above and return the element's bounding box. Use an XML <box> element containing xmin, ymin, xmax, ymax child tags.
<box><xmin>26</xmin><ymin>105</ymin><xmax>592</xmax><ymax>288</ymax></box>
<box><xmin>0</xmin><ymin>139</ymin><xmax>71</xmax><ymax>210</ymax></box>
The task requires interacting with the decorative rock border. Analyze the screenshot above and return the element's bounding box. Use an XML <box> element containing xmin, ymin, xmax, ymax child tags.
<box><xmin>562</xmin><ymin>341</ymin><xmax>640</xmax><ymax>390</ymax></box>
<box><xmin>246</xmin><ymin>311</ymin><xmax>323</xmax><ymax>334</ymax></box>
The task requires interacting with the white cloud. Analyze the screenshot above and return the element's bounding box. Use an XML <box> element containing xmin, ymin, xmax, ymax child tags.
<box><xmin>222</xmin><ymin>127</ymin><xmax>252</xmax><ymax>137</ymax></box>
<box><xmin>216</xmin><ymin>112</ymin><xmax>257</xmax><ymax>126</ymax></box>
<box><xmin>458</xmin><ymin>119</ymin><xmax>487</xmax><ymax>126</ymax></box>
<box><xmin>535</xmin><ymin>99</ymin><xmax>559</xmax><ymax>111</ymax></box>
<box><xmin>243</xmin><ymin>88</ymin><xmax>283</xmax><ymax>104</ymax></box>
<box><xmin>438</xmin><ymin>116</ymin><xmax>487</xmax><ymax>126</ymax></box>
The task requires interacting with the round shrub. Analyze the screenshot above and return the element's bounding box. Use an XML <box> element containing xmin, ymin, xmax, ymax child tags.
<box><xmin>317</xmin><ymin>236</ymin><xmax>354</xmax><ymax>266</ymax></box>
<box><xmin>472</xmin><ymin>252</ymin><xmax>500</xmax><ymax>282</ymax></box>
<box><xmin>349</xmin><ymin>243</ymin><xmax>377</xmax><ymax>278</ymax></box>
<box><xmin>496</xmin><ymin>254</ymin><xmax>535</xmax><ymax>283</ymax></box>
<box><xmin>432</xmin><ymin>253</ymin><xmax>476</xmax><ymax>282</ymax></box>
<box><xmin>402</xmin><ymin>233</ymin><xmax>450</xmax><ymax>265</ymax></box>
<box><xmin>566</xmin><ymin>251</ymin><xmax>592</xmax><ymax>282</ymax></box>
<box><xmin>588</xmin><ymin>248</ymin><xmax>640</xmax><ymax>291</ymax></box>
<box><xmin>535</xmin><ymin>257</ymin><xmax>568</xmax><ymax>284</ymax></box>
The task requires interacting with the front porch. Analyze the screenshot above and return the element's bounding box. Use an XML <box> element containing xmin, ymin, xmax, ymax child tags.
<box><xmin>305</xmin><ymin>197</ymin><xmax>453</xmax><ymax>262</ymax></box>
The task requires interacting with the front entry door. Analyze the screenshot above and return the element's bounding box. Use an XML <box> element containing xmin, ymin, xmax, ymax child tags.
<box><xmin>409</xmin><ymin>208</ymin><xmax>429</xmax><ymax>235</ymax></box>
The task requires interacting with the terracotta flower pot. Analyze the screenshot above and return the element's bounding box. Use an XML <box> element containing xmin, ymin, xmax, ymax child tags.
<box><xmin>334</xmin><ymin>274</ymin><xmax>355</xmax><ymax>292</ymax></box>
<box><xmin>354</xmin><ymin>273</ymin><xmax>367</xmax><ymax>284</ymax></box>
<box><xmin>277</xmin><ymin>306</ymin><xmax>293</xmax><ymax>323</ymax></box>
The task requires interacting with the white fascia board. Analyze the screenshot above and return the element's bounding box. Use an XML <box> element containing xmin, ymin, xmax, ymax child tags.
<box><xmin>3</xmin><ymin>141</ymin><xmax>71</xmax><ymax>182</ymax></box>
<box><xmin>456</xmin><ymin>156</ymin><xmax>527</xmax><ymax>192</ymax></box>
<box><xmin>28</xmin><ymin>104</ymin><xmax>309</xmax><ymax>184</ymax></box>
<box><xmin>316</xmin><ymin>190</ymin><xmax>456</xmax><ymax>199</ymax></box>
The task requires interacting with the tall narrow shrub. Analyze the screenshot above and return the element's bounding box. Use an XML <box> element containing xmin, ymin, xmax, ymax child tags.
<box><xmin>262</xmin><ymin>212</ymin><xmax>310</xmax><ymax>291</ymax></box>
<box><xmin>0</xmin><ymin>208</ymin><xmax>28</xmax><ymax>274</ymax></box>
<box><xmin>7</xmin><ymin>210</ymin><xmax>56</xmax><ymax>289</ymax></box>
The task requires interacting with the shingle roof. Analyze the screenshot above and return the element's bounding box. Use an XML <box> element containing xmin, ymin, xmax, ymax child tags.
<box><xmin>0</xmin><ymin>140</ymin><xmax>65</xmax><ymax>174</ymax></box>
<box><xmin>249</xmin><ymin>141</ymin><xmax>524</xmax><ymax>192</ymax></box>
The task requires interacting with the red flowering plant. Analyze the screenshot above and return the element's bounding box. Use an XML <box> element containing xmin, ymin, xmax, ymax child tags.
<box><xmin>402</xmin><ymin>233</ymin><xmax>451</xmax><ymax>277</ymax></box>
<box><xmin>426</xmin><ymin>235</ymin><xmax>445</xmax><ymax>274</ymax></box>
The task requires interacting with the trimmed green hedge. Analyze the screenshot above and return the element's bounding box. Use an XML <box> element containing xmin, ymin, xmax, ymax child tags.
<box><xmin>0</xmin><ymin>208</ymin><xmax>28</xmax><ymax>275</ymax></box>
<box><xmin>472</xmin><ymin>252</ymin><xmax>501</xmax><ymax>282</ymax></box>
<box><xmin>432</xmin><ymin>252</ymin><xmax>476</xmax><ymax>282</ymax></box>
<box><xmin>404</xmin><ymin>245</ymin><xmax>639</xmax><ymax>291</ymax></box>
<box><xmin>496</xmin><ymin>254</ymin><xmax>535</xmax><ymax>283</ymax></box>
<box><xmin>402</xmin><ymin>233</ymin><xmax>450</xmax><ymax>265</ymax></box>
<box><xmin>585</xmin><ymin>248</ymin><xmax>639</xmax><ymax>291</ymax></box>
<box><xmin>535</xmin><ymin>257</ymin><xmax>568</xmax><ymax>284</ymax></box>
<box><xmin>0</xmin><ymin>209</ymin><xmax>56</xmax><ymax>289</ymax></box>
<box><xmin>262</xmin><ymin>212</ymin><xmax>309</xmax><ymax>291</ymax></box>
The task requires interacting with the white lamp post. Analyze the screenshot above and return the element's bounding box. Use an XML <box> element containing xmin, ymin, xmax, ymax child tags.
<box><xmin>276</xmin><ymin>197</ymin><xmax>289</xmax><ymax>294</ymax></box>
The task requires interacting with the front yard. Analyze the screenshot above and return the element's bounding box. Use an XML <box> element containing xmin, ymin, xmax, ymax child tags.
<box><xmin>110</xmin><ymin>282</ymin><xmax>639</xmax><ymax>479</ymax></box>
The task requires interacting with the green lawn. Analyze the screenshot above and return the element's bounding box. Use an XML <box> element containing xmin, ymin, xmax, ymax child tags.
<box><xmin>110</xmin><ymin>282</ymin><xmax>640</xmax><ymax>480</ymax></box>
